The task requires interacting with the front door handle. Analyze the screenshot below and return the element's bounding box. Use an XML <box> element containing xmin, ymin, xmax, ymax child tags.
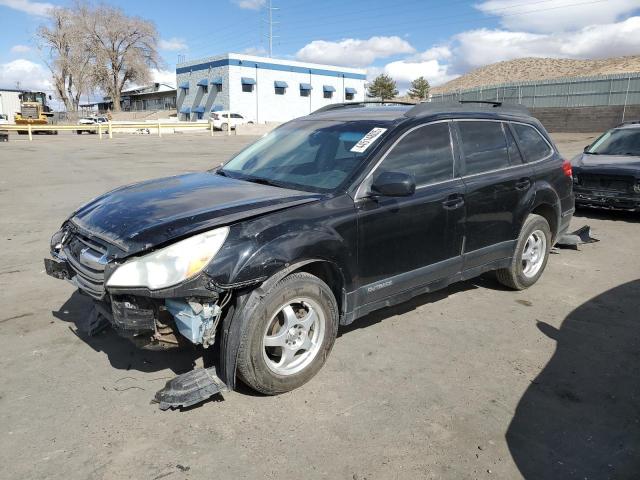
<box><xmin>515</xmin><ymin>178</ymin><xmax>531</xmax><ymax>191</ymax></box>
<box><xmin>442</xmin><ymin>194</ymin><xmax>465</xmax><ymax>210</ymax></box>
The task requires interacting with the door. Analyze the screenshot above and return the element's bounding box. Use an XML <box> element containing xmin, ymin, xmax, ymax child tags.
<box><xmin>454</xmin><ymin>120</ymin><xmax>534</xmax><ymax>269</ymax></box>
<box><xmin>356</xmin><ymin>121</ymin><xmax>465</xmax><ymax>305</ymax></box>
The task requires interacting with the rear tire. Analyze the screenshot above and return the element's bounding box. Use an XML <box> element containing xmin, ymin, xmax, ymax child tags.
<box><xmin>221</xmin><ymin>123</ymin><xmax>229</xmax><ymax>132</ymax></box>
<box><xmin>237</xmin><ymin>272</ymin><xmax>339</xmax><ymax>395</ymax></box>
<box><xmin>496</xmin><ymin>214</ymin><xmax>551</xmax><ymax>290</ymax></box>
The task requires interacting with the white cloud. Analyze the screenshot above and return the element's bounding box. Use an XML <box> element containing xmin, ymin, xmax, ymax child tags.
<box><xmin>413</xmin><ymin>45</ymin><xmax>452</xmax><ymax>62</ymax></box>
<box><xmin>150</xmin><ymin>68</ymin><xmax>176</xmax><ymax>88</ymax></box>
<box><xmin>475</xmin><ymin>0</ymin><xmax>640</xmax><ymax>33</ymax></box>
<box><xmin>296</xmin><ymin>36</ymin><xmax>415</xmax><ymax>68</ymax></box>
<box><xmin>451</xmin><ymin>16</ymin><xmax>640</xmax><ymax>72</ymax></box>
<box><xmin>233</xmin><ymin>0</ymin><xmax>265</xmax><ymax>10</ymax></box>
<box><xmin>243</xmin><ymin>46</ymin><xmax>268</xmax><ymax>56</ymax></box>
<box><xmin>10</xmin><ymin>44</ymin><xmax>31</xmax><ymax>54</ymax></box>
<box><xmin>159</xmin><ymin>37</ymin><xmax>188</xmax><ymax>51</ymax></box>
<box><xmin>0</xmin><ymin>0</ymin><xmax>53</xmax><ymax>17</ymax></box>
<box><xmin>382</xmin><ymin>60</ymin><xmax>457</xmax><ymax>92</ymax></box>
<box><xmin>0</xmin><ymin>59</ymin><xmax>52</xmax><ymax>91</ymax></box>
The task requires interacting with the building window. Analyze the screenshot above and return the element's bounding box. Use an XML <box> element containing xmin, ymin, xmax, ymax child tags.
<box><xmin>323</xmin><ymin>85</ymin><xmax>336</xmax><ymax>99</ymax></box>
<box><xmin>215</xmin><ymin>84</ymin><xmax>222</xmax><ymax>92</ymax></box>
<box><xmin>345</xmin><ymin>87</ymin><xmax>357</xmax><ymax>101</ymax></box>
<box><xmin>202</xmin><ymin>85</ymin><xmax>208</xmax><ymax>94</ymax></box>
<box><xmin>275</xmin><ymin>87</ymin><xmax>285</xmax><ymax>95</ymax></box>
<box><xmin>242</xmin><ymin>84</ymin><xmax>254</xmax><ymax>93</ymax></box>
<box><xmin>241</xmin><ymin>77</ymin><xmax>256</xmax><ymax>93</ymax></box>
<box><xmin>300</xmin><ymin>89</ymin><xmax>310</xmax><ymax>97</ymax></box>
<box><xmin>345</xmin><ymin>92</ymin><xmax>354</xmax><ymax>100</ymax></box>
<box><xmin>324</xmin><ymin>91</ymin><xmax>333</xmax><ymax>99</ymax></box>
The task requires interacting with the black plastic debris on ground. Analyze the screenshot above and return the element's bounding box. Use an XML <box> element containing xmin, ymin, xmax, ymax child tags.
<box><xmin>556</xmin><ymin>225</ymin><xmax>599</xmax><ymax>250</ymax></box>
<box><xmin>153</xmin><ymin>367</ymin><xmax>227</xmax><ymax>410</ymax></box>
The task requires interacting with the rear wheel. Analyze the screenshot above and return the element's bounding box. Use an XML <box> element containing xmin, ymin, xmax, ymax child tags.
<box><xmin>496</xmin><ymin>214</ymin><xmax>551</xmax><ymax>290</ymax></box>
<box><xmin>221</xmin><ymin>122</ymin><xmax>229</xmax><ymax>131</ymax></box>
<box><xmin>77</xmin><ymin>130</ymin><xmax>83</xmax><ymax>135</ymax></box>
<box><xmin>237</xmin><ymin>272</ymin><xmax>339</xmax><ymax>395</ymax></box>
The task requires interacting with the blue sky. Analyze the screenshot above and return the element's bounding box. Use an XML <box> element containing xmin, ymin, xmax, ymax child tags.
<box><xmin>1</xmin><ymin>0</ymin><xmax>639</xmax><ymax>96</ymax></box>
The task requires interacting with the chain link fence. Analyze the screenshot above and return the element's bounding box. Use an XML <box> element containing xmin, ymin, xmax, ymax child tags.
<box><xmin>430</xmin><ymin>72</ymin><xmax>640</xmax><ymax>109</ymax></box>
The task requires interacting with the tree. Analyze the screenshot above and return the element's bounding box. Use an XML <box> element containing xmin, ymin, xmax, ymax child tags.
<box><xmin>367</xmin><ymin>74</ymin><xmax>398</xmax><ymax>102</ymax></box>
<box><xmin>82</xmin><ymin>4</ymin><xmax>160</xmax><ymax>112</ymax></box>
<box><xmin>408</xmin><ymin>76</ymin><xmax>430</xmax><ymax>101</ymax></box>
<box><xmin>36</xmin><ymin>6</ymin><xmax>93</xmax><ymax>111</ymax></box>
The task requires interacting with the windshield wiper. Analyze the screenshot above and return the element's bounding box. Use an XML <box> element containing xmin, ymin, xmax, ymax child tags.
<box><xmin>243</xmin><ymin>176</ymin><xmax>284</xmax><ymax>188</ymax></box>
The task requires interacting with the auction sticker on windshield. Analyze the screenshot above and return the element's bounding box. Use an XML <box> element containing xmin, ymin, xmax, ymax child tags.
<box><xmin>350</xmin><ymin>128</ymin><xmax>387</xmax><ymax>153</ymax></box>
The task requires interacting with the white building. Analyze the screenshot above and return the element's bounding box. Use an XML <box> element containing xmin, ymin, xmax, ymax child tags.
<box><xmin>175</xmin><ymin>53</ymin><xmax>367</xmax><ymax>123</ymax></box>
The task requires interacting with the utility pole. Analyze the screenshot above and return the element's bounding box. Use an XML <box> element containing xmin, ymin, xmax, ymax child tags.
<box><xmin>264</xmin><ymin>0</ymin><xmax>279</xmax><ymax>57</ymax></box>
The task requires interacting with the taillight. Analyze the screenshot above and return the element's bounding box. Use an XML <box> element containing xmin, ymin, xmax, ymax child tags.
<box><xmin>562</xmin><ymin>160</ymin><xmax>572</xmax><ymax>178</ymax></box>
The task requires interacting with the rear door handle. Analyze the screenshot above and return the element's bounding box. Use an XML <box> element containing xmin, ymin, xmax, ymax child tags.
<box><xmin>515</xmin><ymin>178</ymin><xmax>531</xmax><ymax>191</ymax></box>
<box><xmin>442</xmin><ymin>194</ymin><xmax>465</xmax><ymax>210</ymax></box>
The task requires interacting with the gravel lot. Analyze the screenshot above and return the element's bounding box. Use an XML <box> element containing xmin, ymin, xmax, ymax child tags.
<box><xmin>0</xmin><ymin>131</ymin><xmax>638</xmax><ymax>479</ymax></box>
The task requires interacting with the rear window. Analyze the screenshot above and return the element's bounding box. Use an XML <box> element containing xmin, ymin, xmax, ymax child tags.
<box><xmin>457</xmin><ymin>121</ymin><xmax>510</xmax><ymax>175</ymax></box>
<box><xmin>512</xmin><ymin>123</ymin><xmax>552</xmax><ymax>161</ymax></box>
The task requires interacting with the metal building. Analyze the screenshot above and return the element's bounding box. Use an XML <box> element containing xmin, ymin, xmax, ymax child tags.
<box><xmin>0</xmin><ymin>89</ymin><xmax>22</xmax><ymax>120</ymax></box>
<box><xmin>175</xmin><ymin>53</ymin><xmax>367</xmax><ymax>122</ymax></box>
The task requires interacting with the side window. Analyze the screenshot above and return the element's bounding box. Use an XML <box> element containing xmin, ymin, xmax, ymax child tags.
<box><xmin>457</xmin><ymin>121</ymin><xmax>510</xmax><ymax>175</ymax></box>
<box><xmin>504</xmin><ymin>124</ymin><xmax>524</xmax><ymax>164</ymax></box>
<box><xmin>379</xmin><ymin>122</ymin><xmax>454</xmax><ymax>185</ymax></box>
<box><xmin>512</xmin><ymin>123</ymin><xmax>553</xmax><ymax>162</ymax></box>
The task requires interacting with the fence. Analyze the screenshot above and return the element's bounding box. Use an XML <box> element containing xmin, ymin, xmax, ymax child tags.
<box><xmin>1</xmin><ymin>120</ymin><xmax>221</xmax><ymax>141</ymax></box>
<box><xmin>430</xmin><ymin>72</ymin><xmax>640</xmax><ymax>109</ymax></box>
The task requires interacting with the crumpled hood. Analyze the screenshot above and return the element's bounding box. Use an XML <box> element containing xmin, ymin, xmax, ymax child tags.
<box><xmin>69</xmin><ymin>172</ymin><xmax>320</xmax><ymax>255</ymax></box>
<box><xmin>571</xmin><ymin>153</ymin><xmax>640</xmax><ymax>177</ymax></box>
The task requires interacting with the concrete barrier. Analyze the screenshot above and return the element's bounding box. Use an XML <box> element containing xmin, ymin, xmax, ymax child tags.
<box><xmin>531</xmin><ymin>105</ymin><xmax>640</xmax><ymax>133</ymax></box>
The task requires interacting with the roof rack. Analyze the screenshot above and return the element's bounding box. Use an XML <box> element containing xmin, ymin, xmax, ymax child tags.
<box><xmin>405</xmin><ymin>100</ymin><xmax>531</xmax><ymax>118</ymax></box>
<box><xmin>312</xmin><ymin>101</ymin><xmax>414</xmax><ymax>115</ymax></box>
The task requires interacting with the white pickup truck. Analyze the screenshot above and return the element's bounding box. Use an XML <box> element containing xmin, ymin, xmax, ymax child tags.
<box><xmin>0</xmin><ymin>114</ymin><xmax>9</xmax><ymax>142</ymax></box>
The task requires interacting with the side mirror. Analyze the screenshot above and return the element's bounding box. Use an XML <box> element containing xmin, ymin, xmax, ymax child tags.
<box><xmin>370</xmin><ymin>171</ymin><xmax>416</xmax><ymax>197</ymax></box>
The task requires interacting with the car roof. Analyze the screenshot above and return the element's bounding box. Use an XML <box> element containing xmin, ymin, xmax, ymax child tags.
<box><xmin>615</xmin><ymin>121</ymin><xmax>640</xmax><ymax>130</ymax></box>
<box><xmin>306</xmin><ymin>101</ymin><xmax>534</xmax><ymax>124</ymax></box>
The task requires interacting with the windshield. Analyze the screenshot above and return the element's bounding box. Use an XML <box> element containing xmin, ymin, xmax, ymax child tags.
<box><xmin>220</xmin><ymin>120</ymin><xmax>390</xmax><ymax>192</ymax></box>
<box><xmin>587</xmin><ymin>128</ymin><xmax>640</xmax><ymax>156</ymax></box>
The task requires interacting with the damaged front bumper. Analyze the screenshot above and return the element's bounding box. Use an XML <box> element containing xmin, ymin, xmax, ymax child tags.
<box><xmin>574</xmin><ymin>188</ymin><xmax>640</xmax><ymax>211</ymax></box>
<box><xmin>45</xmin><ymin>230</ymin><xmax>235</xmax><ymax>409</ymax></box>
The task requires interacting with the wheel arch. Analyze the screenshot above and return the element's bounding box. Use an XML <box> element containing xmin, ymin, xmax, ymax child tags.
<box><xmin>530</xmin><ymin>186</ymin><xmax>561</xmax><ymax>243</ymax></box>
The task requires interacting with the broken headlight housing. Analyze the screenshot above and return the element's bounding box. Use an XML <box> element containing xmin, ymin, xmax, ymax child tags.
<box><xmin>106</xmin><ymin>227</ymin><xmax>229</xmax><ymax>290</ymax></box>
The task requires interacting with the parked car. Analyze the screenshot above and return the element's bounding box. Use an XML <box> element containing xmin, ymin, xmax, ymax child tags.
<box><xmin>211</xmin><ymin>111</ymin><xmax>252</xmax><ymax>131</ymax></box>
<box><xmin>571</xmin><ymin>122</ymin><xmax>640</xmax><ymax>211</ymax></box>
<box><xmin>77</xmin><ymin>116</ymin><xmax>108</xmax><ymax>134</ymax></box>
<box><xmin>44</xmin><ymin>101</ymin><xmax>574</xmax><ymax>409</ymax></box>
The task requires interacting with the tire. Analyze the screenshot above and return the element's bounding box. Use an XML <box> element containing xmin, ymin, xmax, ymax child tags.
<box><xmin>77</xmin><ymin>130</ymin><xmax>83</xmax><ymax>135</ymax></box>
<box><xmin>237</xmin><ymin>272</ymin><xmax>339</xmax><ymax>395</ymax></box>
<box><xmin>496</xmin><ymin>214</ymin><xmax>552</xmax><ymax>290</ymax></box>
<box><xmin>221</xmin><ymin>123</ymin><xmax>229</xmax><ymax>131</ymax></box>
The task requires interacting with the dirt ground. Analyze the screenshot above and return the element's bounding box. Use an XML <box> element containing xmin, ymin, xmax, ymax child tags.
<box><xmin>0</xmin><ymin>131</ymin><xmax>638</xmax><ymax>480</ymax></box>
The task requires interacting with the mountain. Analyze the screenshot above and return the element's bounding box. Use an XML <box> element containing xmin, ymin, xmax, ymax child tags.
<box><xmin>432</xmin><ymin>56</ymin><xmax>640</xmax><ymax>94</ymax></box>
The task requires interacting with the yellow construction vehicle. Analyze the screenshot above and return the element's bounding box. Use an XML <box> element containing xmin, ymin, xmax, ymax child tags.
<box><xmin>15</xmin><ymin>91</ymin><xmax>57</xmax><ymax>135</ymax></box>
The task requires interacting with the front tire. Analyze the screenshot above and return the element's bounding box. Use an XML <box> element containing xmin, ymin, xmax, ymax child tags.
<box><xmin>237</xmin><ymin>272</ymin><xmax>339</xmax><ymax>395</ymax></box>
<box><xmin>496</xmin><ymin>214</ymin><xmax>552</xmax><ymax>290</ymax></box>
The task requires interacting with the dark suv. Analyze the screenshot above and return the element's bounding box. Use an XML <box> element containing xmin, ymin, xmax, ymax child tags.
<box><xmin>45</xmin><ymin>101</ymin><xmax>574</xmax><ymax>408</ymax></box>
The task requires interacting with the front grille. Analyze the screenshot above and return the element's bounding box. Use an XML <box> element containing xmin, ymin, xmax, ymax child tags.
<box><xmin>21</xmin><ymin>105</ymin><xmax>38</xmax><ymax>119</ymax></box>
<box><xmin>579</xmin><ymin>173</ymin><xmax>634</xmax><ymax>193</ymax></box>
<box><xmin>63</xmin><ymin>234</ymin><xmax>108</xmax><ymax>299</ymax></box>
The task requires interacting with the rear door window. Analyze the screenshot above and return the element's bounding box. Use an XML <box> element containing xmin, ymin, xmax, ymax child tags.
<box><xmin>456</xmin><ymin>121</ymin><xmax>510</xmax><ymax>175</ymax></box>
<box><xmin>512</xmin><ymin>123</ymin><xmax>553</xmax><ymax>161</ymax></box>
<box><xmin>379</xmin><ymin>122</ymin><xmax>454</xmax><ymax>185</ymax></box>
<box><xmin>505</xmin><ymin>124</ymin><xmax>524</xmax><ymax>164</ymax></box>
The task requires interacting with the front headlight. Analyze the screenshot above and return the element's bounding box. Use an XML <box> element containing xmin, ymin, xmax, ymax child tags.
<box><xmin>106</xmin><ymin>227</ymin><xmax>229</xmax><ymax>289</ymax></box>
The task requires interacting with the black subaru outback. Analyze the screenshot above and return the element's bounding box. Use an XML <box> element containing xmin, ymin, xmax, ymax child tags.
<box><xmin>45</xmin><ymin>101</ymin><xmax>574</xmax><ymax>408</ymax></box>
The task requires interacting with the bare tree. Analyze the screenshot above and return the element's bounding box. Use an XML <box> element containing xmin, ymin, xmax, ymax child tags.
<box><xmin>82</xmin><ymin>4</ymin><xmax>160</xmax><ymax>112</ymax></box>
<box><xmin>36</xmin><ymin>6</ymin><xmax>93</xmax><ymax>111</ymax></box>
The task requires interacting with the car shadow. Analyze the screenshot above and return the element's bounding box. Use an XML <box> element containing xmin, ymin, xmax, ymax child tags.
<box><xmin>574</xmin><ymin>207</ymin><xmax>639</xmax><ymax>223</ymax></box>
<box><xmin>52</xmin><ymin>291</ymin><xmax>202</xmax><ymax>375</ymax></box>
<box><xmin>506</xmin><ymin>279</ymin><xmax>640</xmax><ymax>478</ymax></box>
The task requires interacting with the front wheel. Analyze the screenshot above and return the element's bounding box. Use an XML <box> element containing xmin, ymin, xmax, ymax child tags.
<box><xmin>496</xmin><ymin>214</ymin><xmax>552</xmax><ymax>290</ymax></box>
<box><xmin>237</xmin><ymin>272</ymin><xmax>339</xmax><ymax>395</ymax></box>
